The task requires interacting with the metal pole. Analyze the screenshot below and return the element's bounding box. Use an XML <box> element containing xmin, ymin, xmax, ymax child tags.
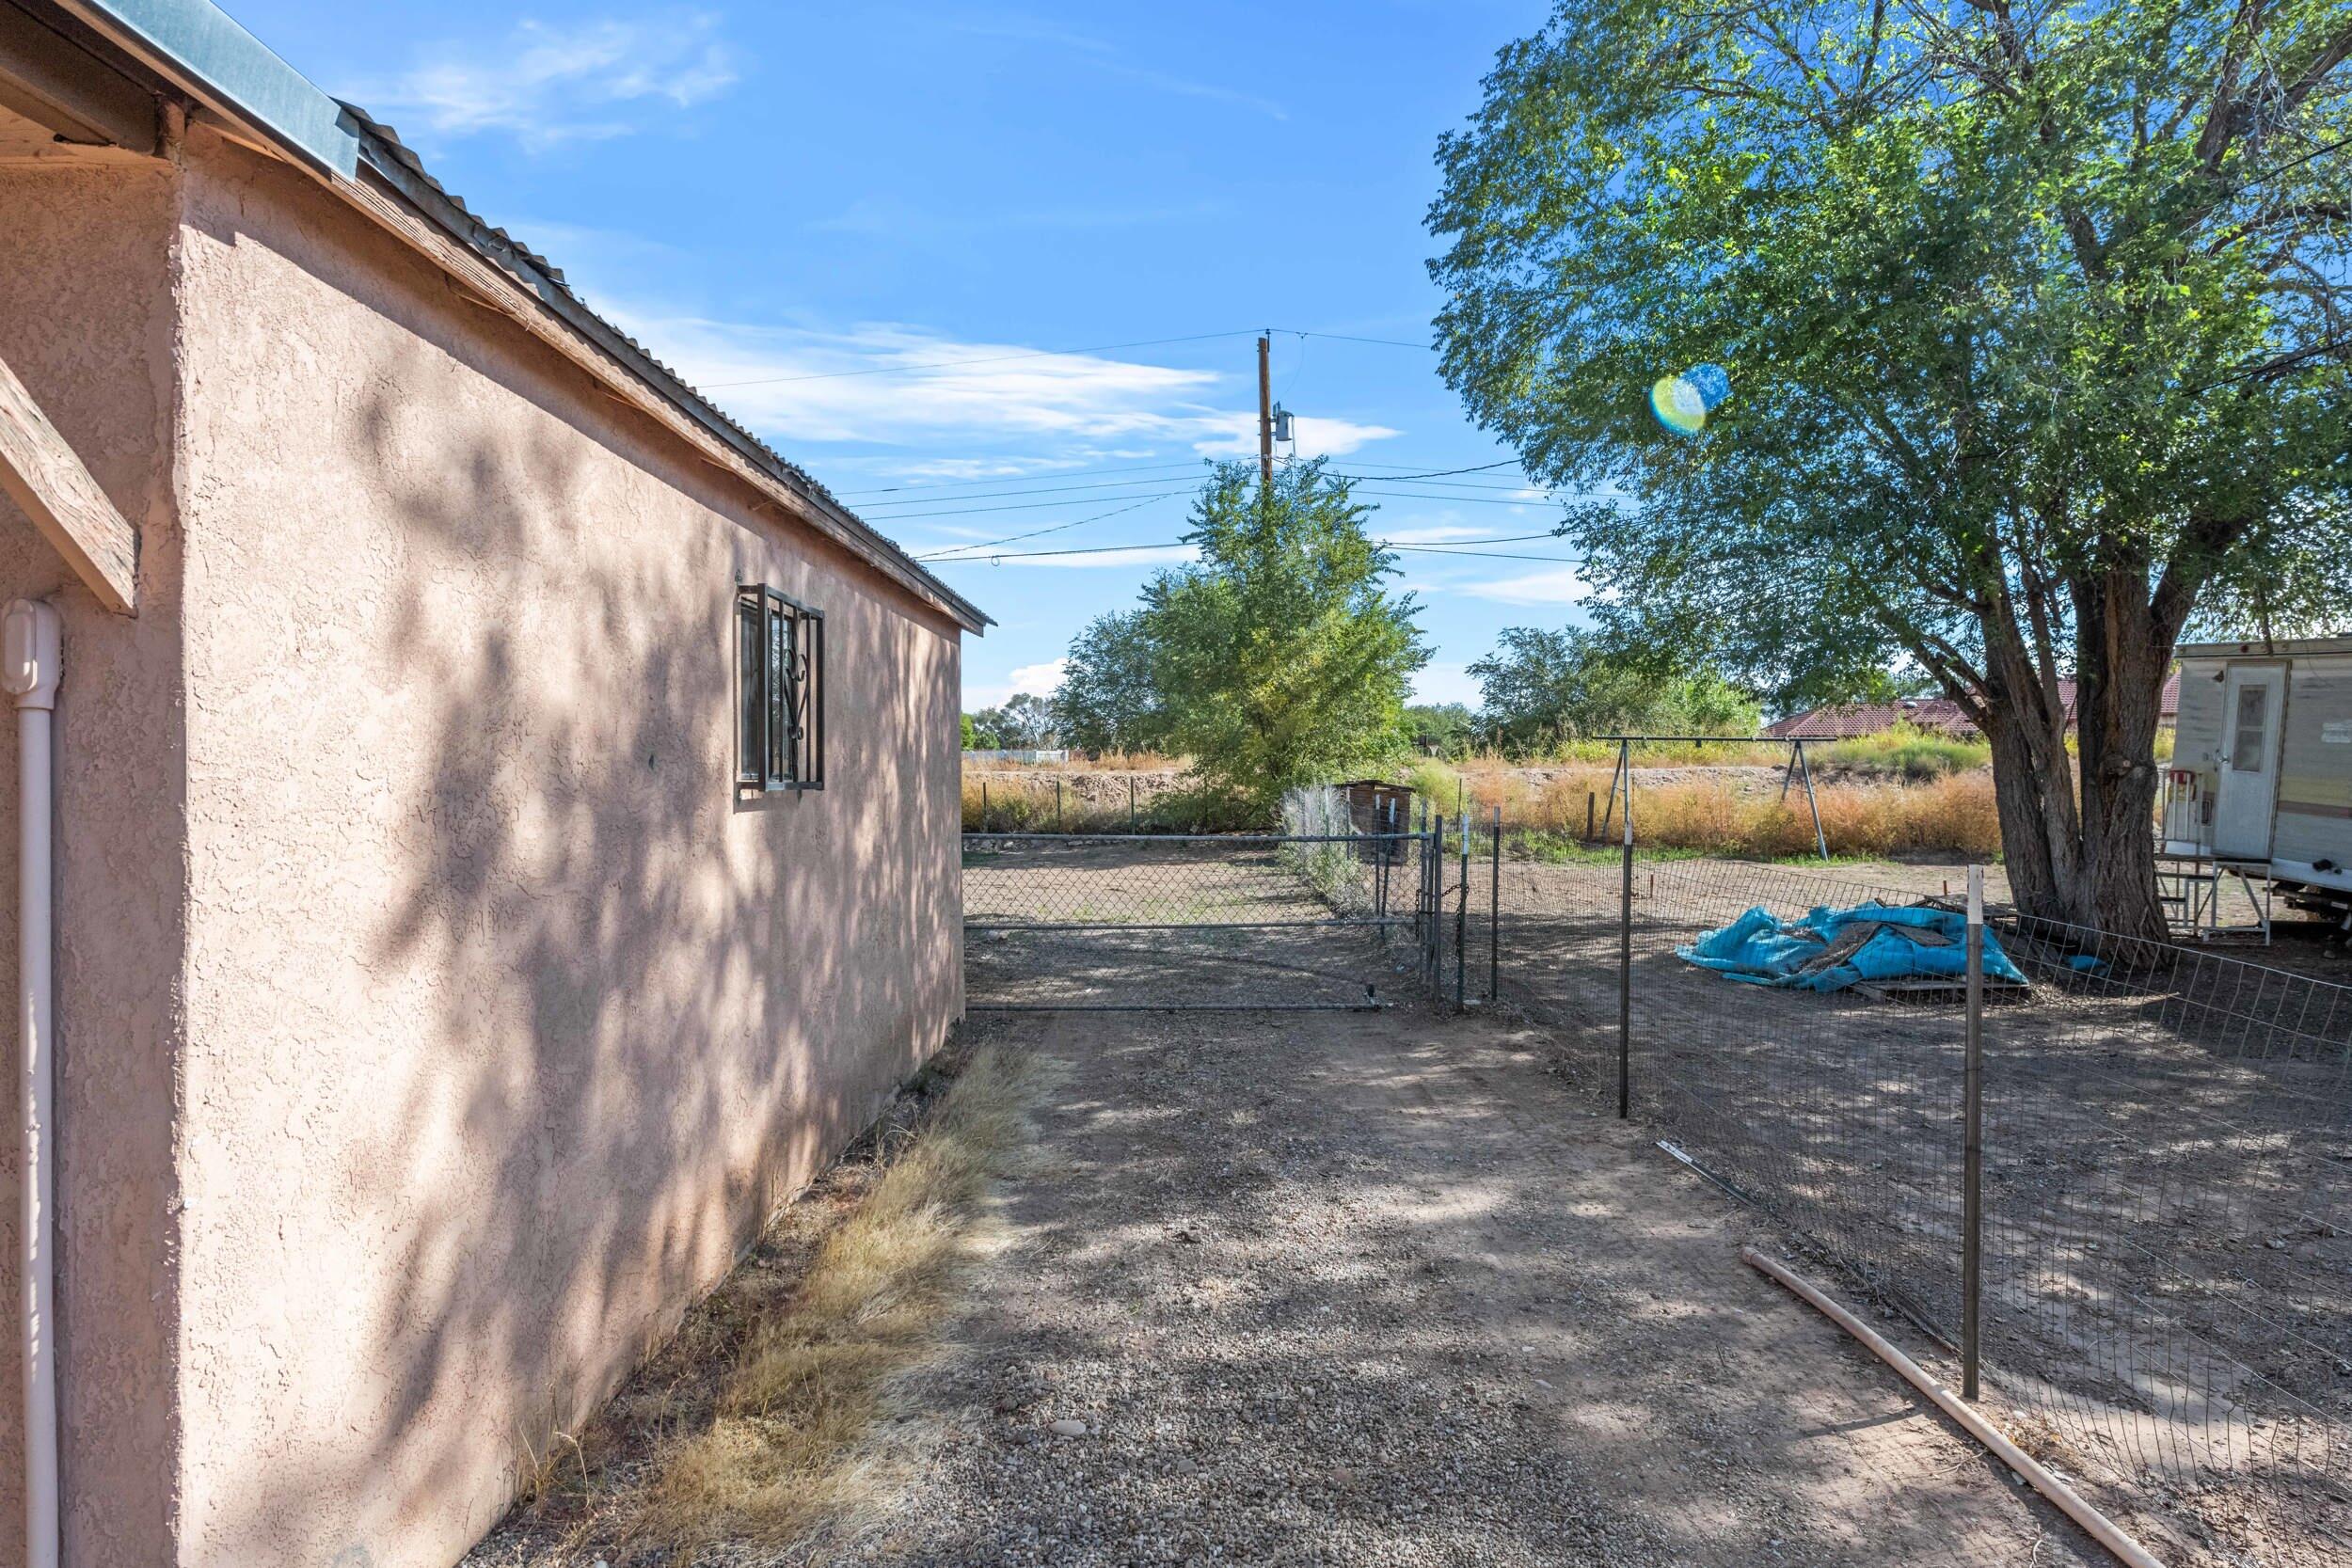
<box><xmin>1797</xmin><ymin>739</ymin><xmax>1829</xmax><ymax>862</ymax></box>
<box><xmin>1129</xmin><ymin>775</ymin><xmax>1136</xmax><ymax>832</ymax></box>
<box><xmin>1257</xmin><ymin>333</ymin><xmax>1274</xmax><ymax>488</ymax></box>
<box><xmin>1489</xmin><ymin>805</ymin><xmax>1502</xmax><ymax>1004</ymax></box>
<box><xmin>1430</xmin><ymin>815</ymin><xmax>1444</xmax><ymax>1001</ymax></box>
<box><xmin>1455</xmin><ymin>816</ymin><xmax>1469</xmax><ymax>1011</ymax></box>
<box><xmin>1963</xmin><ymin>864</ymin><xmax>1986</xmax><ymax>1402</ymax></box>
<box><xmin>1586</xmin><ymin>790</ymin><xmax>1596</xmax><ymax>843</ymax></box>
<box><xmin>1618</xmin><ymin>799</ymin><xmax>1633</xmax><ymax>1119</ymax></box>
<box><xmin>1057</xmin><ymin>776</ymin><xmax>1064</xmax><ymax>832</ymax></box>
<box><xmin>981</xmin><ymin>780</ymin><xmax>990</xmax><ymax>832</ymax></box>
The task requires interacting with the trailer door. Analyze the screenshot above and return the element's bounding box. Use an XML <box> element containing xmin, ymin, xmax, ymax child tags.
<box><xmin>2214</xmin><ymin>665</ymin><xmax>2286</xmax><ymax>860</ymax></box>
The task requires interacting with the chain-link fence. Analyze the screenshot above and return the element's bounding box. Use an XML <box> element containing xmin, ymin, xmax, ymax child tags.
<box><xmin>962</xmin><ymin>831</ymin><xmax>1432</xmax><ymax>1010</ymax></box>
<box><xmin>961</xmin><ymin>809</ymin><xmax>1507</xmax><ymax>1014</ymax></box>
<box><xmin>1499</xmin><ymin>855</ymin><xmax>2352</xmax><ymax>1563</ymax></box>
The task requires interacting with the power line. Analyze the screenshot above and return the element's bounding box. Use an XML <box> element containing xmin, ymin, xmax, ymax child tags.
<box><xmin>835</xmin><ymin>458</ymin><xmax>1214</xmax><ymax>499</ymax></box>
<box><xmin>860</xmin><ymin>471</ymin><xmax>1214</xmax><ymax>509</ymax></box>
<box><xmin>1279</xmin><ymin>328</ymin><xmax>1433</xmax><ymax>351</ymax></box>
<box><xmin>701</xmin><ymin>323</ymin><xmax>1438</xmax><ymax>392</ymax></box>
<box><xmin>866</xmin><ymin>485</ymin><xmax>1200</xmax><ymax>522</ymax></box>
<box><xmin>1388</xmin><ymin>546</ymin><xmax>1585</xmax><ymax>562</ymax></box>
<box><xmin>699</xmin><ymin>329</ymin><xmax>1259</xmax><ymax>389</ymax></box>
<box><xmin>922</xmin><ymin>531</ymin><xmax>1583</xmax><ymax>565</ymax></box>
<box><xmin>913</xmin><ymin>494</ymin><xmax>1178</xmax><ymax>561</ymax></box>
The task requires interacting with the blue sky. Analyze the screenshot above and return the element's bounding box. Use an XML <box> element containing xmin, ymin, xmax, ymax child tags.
<box><xmin>228</xmin><ymin>1</ymin><xmax>1582</xmax><ymax>709</ymax></box>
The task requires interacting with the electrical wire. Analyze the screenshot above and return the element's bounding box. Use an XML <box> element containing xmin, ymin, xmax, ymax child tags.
<box><xmin>921</xmin><ymin>531</ymin><xmax>1581</xmax><ymax>565</ymax></box>
<box><xmin>859</xmin><ymin>471</ymin><xmax>1213</xmax><ymax>509</ymax></box>
<box><xmin>912</xmin><ymin>494</ymin><xmax>1180</xmax><ymax>561</ymax></box>
<box><xmin>834</xmin><ymin>458</ymin><xmax>1214</xmax><ymax>499</ymax></box>
<box><xmin>1279</xmin><ymin>328</ymin><xmax>1434</xmax><ymax>350</ymax></box>
<box><xmin>701</xmin><ymin>322</ymin><xmax>1445</xmax><ymax>392</ymax></box>
<box><xmin>699</xmin><ymin>329</ymin><xmax>1259</xmax><ymax>389</ymax></box>
<box><xmin>866</xmin><ymin>486</ymin><xmax>1201</xmax><ymax>523</ymax></box>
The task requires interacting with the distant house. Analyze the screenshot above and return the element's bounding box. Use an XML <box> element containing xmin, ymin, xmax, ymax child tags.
<box><xmin>1765</xmin><ymin>675</ymin><xmax>2182</xmax><ymax>741</ymax></box>
<box><xmin>0</xmin><ymin>7</ymin><xmax>987</xmax><ymax>1568</ymax></box>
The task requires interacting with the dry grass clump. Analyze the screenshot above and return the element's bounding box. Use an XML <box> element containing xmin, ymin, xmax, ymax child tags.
<box><xmin>1634</xmin><ymin>773</ymin><xmax>2001</xmax><ymax>858</ymax></box>
<box><xmin>485</xmin><ymin>1044</ymin><xmax>1037</xmax><ymax>1566</ymax></box>
<box><xmin>962</xmin><ymin>749</ymin><xmax>1182</xmax><ymax>772</ymax></box>
<box><xmin>638</xmin><ymin>1045</ymin><xmax>1035</xmax><ymax>1555</ymax></box>
<box><xmin>658</xmin><ymin>1055</ymin><xmax>1018</xmax><ymax>1536</ymax></box>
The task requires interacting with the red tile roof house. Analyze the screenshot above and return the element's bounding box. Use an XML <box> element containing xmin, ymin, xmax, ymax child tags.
<box><xmin>1764</xmin><ymin>677</ymin><xmax>2183</xmax><ymax>741</ymax></box>
<box><xmin>0</xmin><ymin>5</ymin><xmax>988</xmax><ymax>1565</ymax></box>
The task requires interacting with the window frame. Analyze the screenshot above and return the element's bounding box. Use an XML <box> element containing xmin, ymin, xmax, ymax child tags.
<box><xmin>735</xmin><ymin>582</ymin><xmax>826</xmax><ymax>793</ymax></box>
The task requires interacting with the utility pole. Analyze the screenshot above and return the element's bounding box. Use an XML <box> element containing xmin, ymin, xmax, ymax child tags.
<box><xmin>1257</xmin><ymin>332</ymin><xmax>1274</xmax><ymax>489</ymax></box>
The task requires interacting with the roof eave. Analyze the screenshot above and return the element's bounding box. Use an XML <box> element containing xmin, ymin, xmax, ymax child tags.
<box><xmin>45</xmin><ymin>0</ymin><xmax>991</xmax><ymax>635</ymax></box>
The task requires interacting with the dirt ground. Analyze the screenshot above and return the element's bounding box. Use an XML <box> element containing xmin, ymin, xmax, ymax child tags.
<box><xmin>1489</xmin><ymin>855</ymin><xmax>2352</xmax><ymax>1566</ymax></box>
<box><xmin>805</xmin><ymin>998</ymin><xmax>2102</xmax><ymax>1568</ymax></box>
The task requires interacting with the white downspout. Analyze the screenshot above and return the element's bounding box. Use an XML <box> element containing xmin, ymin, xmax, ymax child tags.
<box><xmin>5</xmin><ymin>598</ymin><xmax>59</xmax><ymax>1568</ymax></box>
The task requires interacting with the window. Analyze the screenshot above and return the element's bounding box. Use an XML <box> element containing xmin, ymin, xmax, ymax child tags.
<box><xmin>2230</xmin><ymin>682</ymin><xmax>2269</xmax><ymax>772</ymax></box>
<box><xmin>736</xmin><ymin>584</ymin><xmax>825</xmax><ymax>791</ymax></box>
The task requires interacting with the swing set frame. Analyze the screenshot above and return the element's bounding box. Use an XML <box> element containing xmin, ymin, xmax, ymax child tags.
<box><xmin>1597</xmin><ymin>735</ymin><xmax>1833</xmax><ymax>862</ymax></box>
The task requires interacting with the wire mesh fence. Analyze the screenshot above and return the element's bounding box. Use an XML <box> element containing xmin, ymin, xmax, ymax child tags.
<box><xmin>962</xmin><ymin>831</ymin><xmax>1434</xmax><ymax>1010</ymax></box>
<box><xmin>1499</xmin><ymin>855</ymin><xmax>2352</xmax><ymax>1562</ymax></box>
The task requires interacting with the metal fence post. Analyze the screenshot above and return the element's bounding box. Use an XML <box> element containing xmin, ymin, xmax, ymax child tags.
<box><xmin>1963</xmin><ymin>863</ymin><xmax>1985</xmax><ymax>1401</ymax></box>
<box><xmin>1129</xmin><ymin>776</ymin><xmax>1136</xmax><ymax>831</ymax></box>
<box><xmin>1455</xmin><ymin>816</ymin><xmax>1469</xmax><ymax>1013</ymax></box>
<box><xmin>981</xmin><ymin>780</ymin><xmax>990</xmax><ymax>832</ymax></box>
<box><xmin>1056</xmin><ymin>777</ymin><xmax>1064</xmax><ymax>832</ymax></box>
<box><xmin>1489</xmin><ymin>805</ymin><xmax>1502</xmax><ymax>1005</ymax></box>
<box><xmin>1618</xmin><ymin>799</ymin><xmax>1633</xmax><ymax>1119</ymax></box>
<box><xmin>1431</xmin><ymin>814</ymin><xmax>1445</xmax><ymax>1003</ymax></box>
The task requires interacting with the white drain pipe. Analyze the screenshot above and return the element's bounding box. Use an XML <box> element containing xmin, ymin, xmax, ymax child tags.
<box><xmin>5</xmin><ymin>598</ymin><xmax>60</xmax><ymax>1568</ymax></box>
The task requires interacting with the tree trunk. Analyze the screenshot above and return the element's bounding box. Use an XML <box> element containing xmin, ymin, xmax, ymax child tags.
<box><xmin>2074</xmin><ymin>569</ymin><xmax>2173</xmax><ymax>942</ymax></box>
<box><xmin>1977</xmin><ymin>620</ymin><xmax>2093</xmax><ymax>927</ymax></box>
<box><xmin>1970</xmin><ymin>575</ymin><xmax>2173</xmax><ymax>939</ymax></box>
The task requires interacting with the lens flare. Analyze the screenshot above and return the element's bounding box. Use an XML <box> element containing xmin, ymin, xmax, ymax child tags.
<box><xmin>1686</xmin><ymin>363</ymin><xmax>1732</xmax><ymax>412</ymax></box>
<box><xmin>1649</xmin><ymin>374</ymin><xmax>1707</xmax><ymax>436</ymax></box>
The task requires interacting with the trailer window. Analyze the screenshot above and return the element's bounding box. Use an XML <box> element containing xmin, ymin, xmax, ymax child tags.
<box><xmin>2231</xmin><ymin>683</ymin><xmax>2269</xmax><ymax>772</ymax></box>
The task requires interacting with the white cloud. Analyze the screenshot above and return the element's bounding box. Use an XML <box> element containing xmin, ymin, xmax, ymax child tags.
<box><xmin>965</xmin><ymin>657</ymin><xmax>1071</xmax><ymax>708</ymax></box>
<box><xmin>598</xmin><ymin>313</ymin><xmax>1404</xmax><ymax>464</ymax></box>
<box><xmin>1455</xmin><ymin>567</ymin><xmax>1591</xmax><ymax>606</ymax></box>
<box><xmin>358</xmin><ymin>14</ymin><xmax>739</xmax><ymax>149</ymax></box>
<box><xmin>1190</xmin><ymin>411</ymin><xmax>1403</xmax><ymax>461</ymax></box>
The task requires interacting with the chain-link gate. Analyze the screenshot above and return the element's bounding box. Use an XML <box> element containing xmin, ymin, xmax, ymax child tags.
<box><xmin>962</xmin><ymin>829</ymin><xmax>1446</xmax><ymax>1011</ymax></box>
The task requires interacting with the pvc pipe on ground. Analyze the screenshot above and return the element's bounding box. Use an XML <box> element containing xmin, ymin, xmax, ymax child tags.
<box><xmin>1740</xmin><ymin>1246</ymin><xmax>2164</xmax><ymax>1568</ymax></box>
<box><xmin>6</xmin><ymin>598</ymin><xmax>59</xmax><ymax>1568</ymax></box>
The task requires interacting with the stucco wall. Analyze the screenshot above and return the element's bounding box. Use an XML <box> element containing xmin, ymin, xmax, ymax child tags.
<box><xmin>0</xmin><ymin>162</ymin><xmax>187</xmax><ymax>1568</ymax></box>
<box><xmin>167</xmin><ymin>128</ymin><xmax>963</xmax><ymax>1568</ymax></box>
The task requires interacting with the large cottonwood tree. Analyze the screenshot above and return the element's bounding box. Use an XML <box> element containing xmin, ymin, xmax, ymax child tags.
<box><xmin>1430</xmin><ymin>0</ymin><xmax>2352</xmax><ymax>934</ymax></box>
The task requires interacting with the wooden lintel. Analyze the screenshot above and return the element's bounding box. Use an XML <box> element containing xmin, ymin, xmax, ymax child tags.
<box><xmin>0</xmin><ymin>349</ymin><xmax>137</xmax><ymax>614</ymax></box>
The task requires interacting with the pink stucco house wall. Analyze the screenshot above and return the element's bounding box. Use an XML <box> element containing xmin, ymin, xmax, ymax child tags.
<box><xmin>0</xmin><ymin>6</ymin><xmax>986</xmax><ymax>1564</ymax></box>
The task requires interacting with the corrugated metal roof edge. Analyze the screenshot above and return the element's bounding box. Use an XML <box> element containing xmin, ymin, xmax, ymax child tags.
<box><xmin>338</xmin><ymin>104</ymin><xmax>988</xmax><ymax>634</ymax></box>
<box><xmin>49</xmin><ymin>4</ymin><xmax>988</xmax><ymax>632</ymax></box>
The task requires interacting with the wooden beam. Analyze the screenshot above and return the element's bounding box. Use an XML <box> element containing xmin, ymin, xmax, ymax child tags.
<box><xmin>0</xmin><ymin>349</ymin><xmax>136</xmax><ymax>613</ymax></box>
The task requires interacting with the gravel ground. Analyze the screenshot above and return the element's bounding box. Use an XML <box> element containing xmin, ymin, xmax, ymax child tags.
<box><xmin>846</xmin><ymin>1003</ymin><xmax>2099</xmax><ymax>1567</ymax></box>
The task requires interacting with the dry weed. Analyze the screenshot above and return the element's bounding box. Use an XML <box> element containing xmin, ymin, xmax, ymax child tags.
<box><xmin>556</xmin><ymin>1044</ymin><xmax>1041</xmax><ymax>1563</ymax></box>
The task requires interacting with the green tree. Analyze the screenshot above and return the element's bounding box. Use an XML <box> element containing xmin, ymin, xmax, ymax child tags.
<box><xmin>960</xmin><ymin>712</ymin><xmax>979</xmax><ymax>751</ymax></box>
<box><xmin>988</xmin><ymin>693</ymin><xmax>1057</xmax><ymax>749</ymax></box>
<box><xmin>1430</xmin><ymin>1</ymin><xmax>2352</xmax><ymax>934</ymax></box>
<box><xmin>1404</xmin><ymin>702</ymin><xmax>1480</xmax><ymax>756</ymax></box>
<box><xmin>1056</xmin><ymin>610</ymin><xmax>1172</xmax><ymax>753</ymax></box>
<box><xmin>1148</xmin><ymin>461</ymin><xmax>1429</xmax><ymax>818</ymax></box>
<box><xmin>1470</xmin><ymin>626</ymin><xmax>1759</xmax><ymax>751</ymax></box>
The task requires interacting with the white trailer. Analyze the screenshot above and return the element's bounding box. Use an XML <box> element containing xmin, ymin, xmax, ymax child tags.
<box><xmin>2166</xmin><ymin>635</ymin><xmax>2352</xmax><ymax>942</ymax></box>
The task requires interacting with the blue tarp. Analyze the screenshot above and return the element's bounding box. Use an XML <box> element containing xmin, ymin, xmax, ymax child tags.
<box><xmin>1677</xmin><ymin>902</ymin><xmax>2027</xmax><ymax>992</ymax></box>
